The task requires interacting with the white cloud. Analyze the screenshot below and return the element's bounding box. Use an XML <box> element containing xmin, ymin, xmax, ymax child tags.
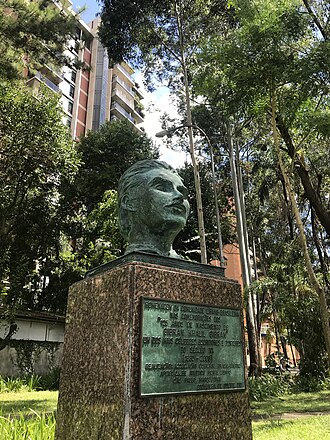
<box><xmin>134</xmin><ymin>73</ymin><xmax>189</xmax><ymax>169</ymax></box>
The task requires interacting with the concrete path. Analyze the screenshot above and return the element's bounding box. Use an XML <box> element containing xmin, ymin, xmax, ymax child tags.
<box><xmin>253</xmin><ymin>411</ymin><xmax>330</xmax><ymax>421</ymax></box>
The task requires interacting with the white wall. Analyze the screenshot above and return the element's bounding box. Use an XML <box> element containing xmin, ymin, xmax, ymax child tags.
<box><xmin>0</xmin><ymin>319</ymin><xmax>64</xmax><ymax>343</ymax></box>
<box><xmin>0</xmin><ymin>317</ymin><xmax>64</xmax><ymax>376</ymax></box>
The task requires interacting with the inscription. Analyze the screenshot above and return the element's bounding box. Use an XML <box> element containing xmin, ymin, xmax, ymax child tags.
<box><xmin>140</xmin><ymin>298</ymin><xmax>245</xmax><ymax>396</ymax></box>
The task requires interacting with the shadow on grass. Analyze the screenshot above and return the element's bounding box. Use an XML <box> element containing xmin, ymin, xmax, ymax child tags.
<box><xmin>1</xmin><ymin>399</ymin><xmax>56</xmax><ymax>416</ymax></box>
<box><xmin>253</xmin><ymin>415</ymin><xmax>330</xmax><ymax>440</ymax></box>
<box><xmin>251</xmin><ymin>390</ymin><xmax>330</xmax><ymax>417</ymax></box>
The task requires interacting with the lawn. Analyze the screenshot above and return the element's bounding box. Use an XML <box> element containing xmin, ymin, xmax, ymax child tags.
<box><xmin>0</xmin><ymin>391</ymin><xmax>58</xmax><ymax>416</ymax></box>
<box><xmin>0</xmin><ymin>390</ymin><xmax>330</xmax><ymax>439</ymax></box>
<box><xmin>251</xmin><ymin>390</ymin><xmax>330</xmax><ymax>417</ymax></box>
<box><xmin>251</xmin><ymin>390</ymin><xmax>330</xmax><ymax>440</ymax></box>
<box><xmin>253</xmin><ymin>415</ymin><xmax>330</xmax><ymax>440</ymax></box>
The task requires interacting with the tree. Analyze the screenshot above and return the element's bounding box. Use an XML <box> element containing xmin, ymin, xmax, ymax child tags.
<box><xmin>193</xmin><ymin>0</ymin><xmax>330</xmax><ymax>371</ymax></box>
<box><xmin>195</xmin><ymin>0</ymin><xmax>330</xmax><ymax>235</ymax></box>
<box><xmin>0</xmin><ymin>89</ymin><xmax>158</xmax><ymax>320</ymax></box>
<box><xmin>0</xmin><ymin>81</ymin><xmax>79</xmax><ymax>315</ymax></box>
<box><xmin>51</xmin><ymin>119</ymin><xmax>159</xmax><ymax>292</ymax></box>
<box><xmin>98</xmin><ymin>0</ymin><xmax>234</xmax><ymax>263</ymax></box>
<box><xmin>175</xmin><ymin>162</ymin><xmax>234</xmax><ymax>261</ymax></box>
<box><xmin>74</xmin><ymin>119</ymin><xmax>158</xmax><ymax>212</ymax></box>
<box><xmin>0</xmin><ymin>0</ymin><xmax>84</xmax><ymax>80</ymax></box>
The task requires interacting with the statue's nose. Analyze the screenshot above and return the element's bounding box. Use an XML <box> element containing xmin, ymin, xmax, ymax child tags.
<box><xmin>173</xmin><ymin>189</ymin><xmax>184</xmax><ymax>201</ymax></box>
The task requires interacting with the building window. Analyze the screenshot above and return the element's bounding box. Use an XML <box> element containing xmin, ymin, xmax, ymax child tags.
<box><xmin>71</xmin><ymin>70</ymin><xmax>77</xmax><ymax>84</ymax></box>
<box><xmin>68</xmin><ymin>101</ymin><xmax>73</xmax><ymax>115</ymax></box>
<box><xmin>70</xmin><ymin>41</ymin><xmax>80</xmax><ymax>54</ymax></box>
<box><xmin>83</xmin><ymin>36</ymin><xmax>91</xmax><ymax>50</ymax></box>
<box><xmin>69</xmin><ymin>85</ymin><xmax>75</xmax><ymax>98</ymax></box>
<box><xmin>66</xmin><ymin>118</ymin><xmax>72</xmax><ymax>128</ymax></box>
<box><xmin>74</xmin><ymin>26</ymin><xmax>81</xmax><ymax>40</ymax></box>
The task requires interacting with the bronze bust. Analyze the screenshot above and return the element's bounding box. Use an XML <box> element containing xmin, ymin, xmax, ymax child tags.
<box><xmin>118</xmin><ymin>160</ymin><xmax>190</xmax><ymax>258</ymax></box>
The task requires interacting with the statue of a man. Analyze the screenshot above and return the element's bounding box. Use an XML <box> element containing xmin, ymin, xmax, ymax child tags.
<box><xmin>118</xmin><ymin>159</ymin><xmax>190</xmax><ymax>259</ymax></box>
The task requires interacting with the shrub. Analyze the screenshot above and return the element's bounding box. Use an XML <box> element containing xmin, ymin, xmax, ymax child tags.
<box><xmin>293</xmin><ymin>375</ymin><xmax>330</xmax><ymax>392</ymax></box>
<box><xmin>248</xmin><ymin>373</ymin><xmax>294</xmax><ymax>401</ymax></box>
<box><xmin>0</xmin><ymin>370</ymin><xmax>60</xmax><ymax>393</ymax></box>
<box><xmin>39</xmin><ymin>368</ymin><xmax>61</xmax><ymax>391</ymax></box>
<box><xmin>0</xmin><ymin>376</ymin><xmax>41</xmax><ymax>393</ymax></box>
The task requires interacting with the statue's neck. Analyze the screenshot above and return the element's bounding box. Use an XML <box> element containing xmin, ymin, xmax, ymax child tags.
<box><xmin>126</xmin><ymin>227</ymin><xmax>177</xmax><ymax>258</ymax></box>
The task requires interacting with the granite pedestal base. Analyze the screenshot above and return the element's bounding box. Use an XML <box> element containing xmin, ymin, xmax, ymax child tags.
<box><xmin>55</xmin><ymin>254</ymin><xmax>252</xmax><ymax>440</ymax></box>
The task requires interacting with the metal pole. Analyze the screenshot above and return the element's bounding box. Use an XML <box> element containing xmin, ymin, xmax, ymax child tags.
<box><xmin>195</xmin><ymin>126</ymin><xmax>226</xmax><ymax>268</ymax></box>
<box><xmin>156</xmin><ymin>125</ymin><xmax>225</xmax><ymax>268</ymax></box>
<box><xmin>226</xmin><ymin>120</ymin><xmax>259</xmax><ymax>375</ymax></box>
<box><xmin>175</xmin><ymin>5</ymin><xmax>207</xmax><ymax>264</ymax></box>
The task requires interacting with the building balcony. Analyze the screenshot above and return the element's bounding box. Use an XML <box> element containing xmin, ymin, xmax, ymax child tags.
<box><xmin>110</xmin><ymin>102</ymin><xmax>135</xmax><ymax>124</ymax></box>
<box><xmin>132</xmin><ymin>107</ymin><xmax>144</xmax><ymax>124</ymax></box>
<box><xmin>134</xmin><ymin>103</ymin><xmax>145</xmax><ymax>120</ymax></box>
<box><xmin>39</xmin><ymin>64</ymin><xmax>63</xmax><ymax>85</ymax></box>
<box><xmin>26</xmin><ymin>72</ymin><xmax>60</xmax><ymax>93</ymax></box>
<box><xmin>112</xmin><ymin>88</ymin><xmax>134</xmax><ymax>112</ymax></box>
<box><xmin>133</xmin><ymin>83</ymin><xmax>144</xmax><ymax>100</ymax></box>
<box><xmin>112</xmin><ymin>75</ymin><xmax>135</xmax><ymax>97</ymax></box>
<box><xmin>110</xmin><ymin>102</ymin><xmax>144</xmax><ymax>131</ymax></box>
<box><xmin>112</xmin><ymin>83</ymin><xmax>144</xmax><ymax>123</ymax></box>
<box><xmin>114</xmin><ymin>63</ymin><xmax>135</xmax><ymax>84</ymax></box>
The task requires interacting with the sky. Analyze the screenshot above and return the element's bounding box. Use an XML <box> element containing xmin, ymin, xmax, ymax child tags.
<box><xmin>71</xmin><ymin>0</ymin><xmax>187</xmax><ymax>168</ymax></box>
<box><xmin>72</xmin><ymin>0</ymin><xmax>100</xmax><ymax>23</ymax></box>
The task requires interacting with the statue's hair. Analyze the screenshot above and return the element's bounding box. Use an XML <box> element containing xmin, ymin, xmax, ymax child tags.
<box><xmin>118</xmin><ymin>159</ymin><xmax>177</xmax><ymax>240</ymax></box>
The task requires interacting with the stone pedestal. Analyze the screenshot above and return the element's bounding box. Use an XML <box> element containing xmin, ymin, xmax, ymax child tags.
<box><xmin>56</xmin><ymin>253</ymin><xmax>252</xmax><ymax>440</ymax></box>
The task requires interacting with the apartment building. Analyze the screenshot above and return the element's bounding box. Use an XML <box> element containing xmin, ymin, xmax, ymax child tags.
<box><xmin>86</xmin><ymin>17</ymin><xmax>144</xmax><ymax>134</ymax></box>
<box><xmin>26</xmin><ymin>1</ymin><xmax>144</xmax><ymax>139</ymax></box>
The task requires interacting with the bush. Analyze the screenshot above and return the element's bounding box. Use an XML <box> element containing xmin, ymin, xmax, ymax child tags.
<box><xmin>0</xmin><ymin>369</ymin><xmax>60</xmax><ymax>393</ymax></box>
<box><xmin>0</xmin><ymin>376</ymin><xmax>41</xmax><ymax>393</ymax></box>
<box><xmin>293</xmin><ymin>375</ymin><xmax>330</xmax><ymax>392</ymax></box>
<box><xmin>248</xmin><ymin>373</ymin><xmax>294</xmax><ymax>401</ymax></box>
<box><xmin>39</xmin><ymin>368</ymin><xmax>61</xmax><ymax>391</ymax></box>
<box><xmin>248</xmin><ymin>370</ymin><xmax>330</xmax><ymax>400</ymax></box>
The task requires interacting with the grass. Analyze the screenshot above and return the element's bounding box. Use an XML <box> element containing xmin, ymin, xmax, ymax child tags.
<box><xmin>0</xmin><ymin>389</ymin><xmax>330</xmax><ymax>439</ymax></box>
<box><xmin>0</xmin><ymin>391</ymin><xmax>58</xmax><ymax>416</ymax></box>
<box><xmin>252</xmin><ymin>389</ymin><xmax>330</xmax><ymax>440</ymax></box>
<box><xmin>0</xmin><ymin>411</ymin><xmax>56</xmax><ymax>439</ymax></box>
<box><xmin>0</xmin><ymin>391</ymin><xmax>58</xmax><ymax>439</ymax></box>
<box><xmin>253</xmin><ymin>415</ymin><xmax>330</xmax><ymax>440</ymax></box>
<box><xmin>251</xmin><ymin>390</ymin><xmax>330</xmax><ymax>417</ymax></box>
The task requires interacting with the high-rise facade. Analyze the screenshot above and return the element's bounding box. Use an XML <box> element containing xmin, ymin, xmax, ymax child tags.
<box><xmin>86</xmin><ymin>17</ymin><xmax>144</xmax><ymax>134</ymax></box>
<box><xmin>26</xmin><ymin>1</ymin><xmax>144</xmax><ymax>139</ymax></box>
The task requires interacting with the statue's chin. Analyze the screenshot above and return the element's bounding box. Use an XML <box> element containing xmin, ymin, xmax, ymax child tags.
<box><xmin>161</xmin><ymin>216</ymin><xmax>187</xmax><ymax>232</ymax></box>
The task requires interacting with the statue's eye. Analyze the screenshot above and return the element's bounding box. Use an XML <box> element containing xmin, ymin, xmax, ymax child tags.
<box><xmin>178</xmin><ymin>186</ymin><xmax>188</xmax><ymax>199</ymax></box>
<box><xmin>152</xmin><ymin>178</ymin><xmax>172</xmax><ymax>192</ymax></box>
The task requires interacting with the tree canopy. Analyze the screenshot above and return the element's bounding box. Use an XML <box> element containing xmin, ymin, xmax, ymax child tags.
<box><xmin>0</xmin><ymin>0</ymin><xmax>83</xmax><ymax>79</ymax></box>
<box><xmin>0</xmin><ymin>92</ymin><xmax>158</xmax><ymax>315</ymax></box>
<box><xmin>0</xmin><ymin>80</ymin><xmax>79</xmax><ymax>312</ymax></box>
<box><xmin>75</xmin><ymin>119</ymin><xmax>158</xmax><ymax>212</ymax></box>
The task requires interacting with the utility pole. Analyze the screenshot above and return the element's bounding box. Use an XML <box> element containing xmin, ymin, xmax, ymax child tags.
<box><xmin>226</xmin><ymin>121</ymin><xmax>260</xmax><ymax>376</ymax></box>
<box><xmin>156</xmin><ymin>125</ymin><xmax>226</xmax><ymax>267</ymax></box>
<box><xmin>175</xmin><ymin>3</ymin><xmax>207</xmax><ymax>264</ymax></box>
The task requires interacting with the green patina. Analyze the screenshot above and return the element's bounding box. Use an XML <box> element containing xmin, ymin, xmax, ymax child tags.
<box><xmin>118</xmin><ymin>160</ymin><xmax>190</xmax><ymax>259</ymax></box>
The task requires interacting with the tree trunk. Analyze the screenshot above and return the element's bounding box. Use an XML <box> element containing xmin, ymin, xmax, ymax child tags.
<box><xmin>175</xmin><ymin>2</ymin><xmax>207</xmax><ymax>264</ymax></box>
<box><xmin>271</xmin><ymin>94</ymin><xmax>330</xmax><ymax>368</ymax></box>
<box><xmin>0</xmin><ymin>322</ymin><xmax>17</xmax><ymax>352</ymax></box>
<box><xmin>311</xmin><ymin>208</ymin><xmax>330</xmax><ymax>289</ymax></box>
<box><xmin>276</xmin><ymin>117</ymin><xmax>330</xmax><ymax>237</ymax></box>
<box><xmin>290</xmin><ymin>342</ymin><xmax>297</xmax><ymax>367</ymax></box>
<box><xmin>227</xmin><ymin>121</ymin><xmax>260</xmax><ymax>376</ymax></box>
<box><xmin>301</xmin><ymin>0</ymin><xmax>328</xmax><ymax>41</ymax></box>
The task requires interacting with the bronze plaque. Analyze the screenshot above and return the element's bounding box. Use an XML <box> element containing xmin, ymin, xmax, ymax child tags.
<box><xmin>140</xmin><ymin>297</ymin><xmax>246</xmax><ymax>396</ymax></box>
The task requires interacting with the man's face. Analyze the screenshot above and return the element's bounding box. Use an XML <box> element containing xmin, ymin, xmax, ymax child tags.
<box><xmin>132</xmin><ymin>168</ymin><xmax>190</xmax><ymax>234</ymax></box>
